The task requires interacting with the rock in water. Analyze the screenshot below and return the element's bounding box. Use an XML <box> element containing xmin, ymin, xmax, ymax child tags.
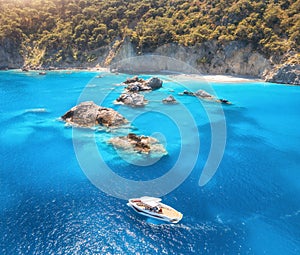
<box><xmin>108</xmin><ymin>133</ymin><xmax>167</xmax><ymax>155</ymax></box>
<box><xmin>147</xmin><ymin>77</ymin><xmax>163</xmax><ymax>90</ymax></box>
<box><xmin>179</xmin><ymin>89</ymin><xmax>213</xmax><ymax>98</ymax></box>
<box><xmin>61</xmin><ymin>101</ymin><xmax>128</xmax><ymax>128</ymax></box>
<box><xmin>115</xmin><ymin>93</ymin><xmax>148</xmax><ymax>107</ymax></box>
<box><xmin>179</xmin><ymin>89</ymin><xmax>232</xmax><ymax>104</ymax></box>
<box><xmin>124</xmin><ymin>76</ymin><xmax>143</xmax><ymax>84</ymax></box>
<box><xmin>125</xmin><ymin>82</ymin><xmax>152</xmax><ymax>92</ymax></box>
<box><xmin>194</xmin><ymin>89</ymin><xmax>214</xmax><ymax>98</ymax></box>
<box><xmin>216</xmin><ymin>98</ymin><xmax>232</xmax><ymax>104</ymax></box>
<box><xmin>115</xmin><ymin>76</ymin><xmax>163</xmax><ymax>108</ymax></box>
<box><xmin>162</xmin><ymin>95</ymin><xmax>178</xmax><ymax>104</ymax></box>
<box><xmin>180</xmin><ymin>90</ymin><xmax>195</xmax><ymax>96</ymax></box>
<box><xmin>123</xmin><ymin>76</ymin><xmax>163</xmax><ymax>92</ymax></box>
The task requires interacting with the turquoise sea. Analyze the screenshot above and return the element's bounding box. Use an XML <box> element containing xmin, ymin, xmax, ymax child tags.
<box><xmin>0</xmin><ymin>70</ymin><xmax>299</xmax><ymax>254</ymax></box>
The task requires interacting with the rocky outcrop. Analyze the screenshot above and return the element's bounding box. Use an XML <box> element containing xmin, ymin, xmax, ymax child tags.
<box><xmin>123</xmin><ymin>76</ymin><xmax>163</xmax><ymax>92</ymax></box>
<box><xmin>61</xmin><ymin>101</ymin><xmax>128</xmax><ymax>128</ymax></box>
<box><xmin>124</xmin><ymin>76</ymin><xmax>144</xmax><ymax>84</ymax></box>
<box><xmin>147</xmin><ymin>77</ymin><xmax>163</xmax><ymax>90</ymax></box>
<box><xmin>179</xmin><ymin>89</ymin><xmax>215</xmax><ymax>100</ymax></box>
<box><xmin>195</xmin><ymin>90</ymin><xmax>214</xmax><ymax>98</ymax></box>
<box><xmin>108</xmin><ymin>133</ymin><xmax>167</xmax><ymax>155</ymax></box>
<box><xmin>162</xmin><ymin>95</ymin><xmax>178</xmax><ymax>104</ymax></box>
<box><xmin>114</xmin><ymin>76</ymin><xmax>163</xmax><ymax>107</ymax></box>
<box><xmin>115</xmin><ymin>93</ymin><xmax>148</xmax><ymax>107</ymax></box>
<box><xmin>264</xmin><ymin>64</ymin><xmax>300</xmax><ymax>85</ymax></box>
<box><xmin>125</xmin><ymin>81</ymin><xmax>152</xmax><ymax>92</ymax></box>
<box><xmin>179</xmin><ymin>89</ymin><xmax>231</xmax><ymax>104</ymax></box>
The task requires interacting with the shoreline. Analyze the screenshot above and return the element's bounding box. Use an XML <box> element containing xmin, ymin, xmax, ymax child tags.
<box><xmin>170</xmin><ymin>73</ymin><xmax>262</xmax><ymax>83</ymax></box>
<box><xmin>1</xmin><ymin>68</ymin><xmax>263</xmax><ymax>83</ymax></box>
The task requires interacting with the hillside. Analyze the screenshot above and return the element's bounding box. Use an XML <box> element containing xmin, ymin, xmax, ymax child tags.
<box><xmin>0</xmin><ymin>0</ymin><xmax>299</xmax><ymax>83</ymax></box>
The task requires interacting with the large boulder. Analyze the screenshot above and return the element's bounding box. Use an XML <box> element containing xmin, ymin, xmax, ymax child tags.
<box><xmin>115</xmin><ymin>93</ymin><xmax>148</xmax><ymax>107</ymax></box>
<box><xmin>147</xmin><ymin>77</ymin><xmax>163</xmax><ymax>90</ymax></box>
<box><xmin>61</xmin><ymin>101</ymin><xmax>128</xmax><ymax>128</ymax></box>
<box><xmin>264</xmin><ymin>64</ymin><xmax>300</xmax><ymax>85</ymax></box>
<box><xmin>108</xmin><ymin>133</ymin><xmax>167</xmax><ymax>155</ymax></box>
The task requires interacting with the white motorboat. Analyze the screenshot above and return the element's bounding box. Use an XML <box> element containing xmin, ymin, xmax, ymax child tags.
<box><xmin>127</xmin><ymin>196</ymin><xmax>183</xmax><ymax>223</ymax></box>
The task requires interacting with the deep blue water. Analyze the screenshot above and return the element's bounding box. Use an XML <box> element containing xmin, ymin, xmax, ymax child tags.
<box><xmin>0</xmin><ymin>70</ymin><xmax>299</xmax><ymax>254</ymax></box>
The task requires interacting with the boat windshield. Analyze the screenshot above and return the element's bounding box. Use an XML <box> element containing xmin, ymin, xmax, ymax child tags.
<box><xmin>140</xmin><ymin>196</ymin><xmax>161</xmax><ymax>203</ymax></box>
<box><xmin>143</xmin><ymin>201</ymin><xmax>159</xmax><ymax>207</ymax></box>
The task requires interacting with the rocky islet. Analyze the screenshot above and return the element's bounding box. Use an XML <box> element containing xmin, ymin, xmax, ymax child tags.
<box><xmin>61</xmin><ymin>75</ymin><xmax>231</xmax><ymax>155</ymax></box>
<box><xmin>179</xmin><ymin>89</ymin><xmax>232</xmax><ymax>104</ymax></box>
<box><xmin>61</xmin><ymin>101</ymin><xmax>128</xmax><ymax>128</ymax></box>
<box><xmin>108</xmin><ymin>133</ymin><xmax>167</xmax><ymax>156</ymax></box>
<box><xmin>114</xmin><ymin>76</ymin><xmax>163</xmax><ymax>107</ymax></box>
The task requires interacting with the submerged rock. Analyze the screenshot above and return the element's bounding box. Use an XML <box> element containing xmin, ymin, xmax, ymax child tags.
<box><xmin>179</xmin><ymin>89</ymin><xmax>231</xmax><ymax>104</ymax></box>
<box><xmin>115</xmin><ymin>93</ymin><xmax>148</xmax><ymax>107</ymax></box>
<box><xmin>179</xmin><ymin>89</ymin><xmax>211</xmax><ymax>98</ymax></box>
<box><xmin>61</xmin><ymin>101</ymin><xmax>128</xmax><ymax>128</ymax></box>
<box><xmin>162</xmin><ymin>95</ymin><xmax>178</xmax><ymax>104</ymax></box>
<box><xmin>108</xmin><ymin>133</ymin><xmax>167</xmax><ymax>155</ymax></box>
<box><xmin>216</xmin><ymin>98</ymin><xmax>232</xmax><ymax>104</ymax></box>
<box><xmin>182</xmin><ymin>89</ymin><xmax>214</xmax><ymax>99</ymax></box>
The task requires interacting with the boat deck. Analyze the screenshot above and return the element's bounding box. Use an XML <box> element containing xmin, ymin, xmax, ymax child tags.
<box><xmin>134</xmin><ymin>202</ymin><xmax>181</xmax><ymax>219</ymax></box>
<box><xmin>161</xmin><ymin>207</ymin><xmax>182</xmax><ymax>219</ymax></box>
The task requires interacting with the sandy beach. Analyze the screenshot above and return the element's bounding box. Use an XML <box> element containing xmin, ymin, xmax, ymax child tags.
<box><xmin>10</xmin><ymin>67</ymin><xmax>263</xmax><ymax>83</ymax></box>
<box><xmin>169</xmin><ymin>73</ymin><xmax>262</xmax><ymax>83</ymax></box>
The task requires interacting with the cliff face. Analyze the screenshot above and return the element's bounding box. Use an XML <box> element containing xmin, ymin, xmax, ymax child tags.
<box><xmin>111</xmin><ymin>40</ymin><xmax>300</xmax><ymax>85</ymax></box>
<box><xmin>264</xmin><ymin>64</ymin><xmax>300</xmax><ymax>85</ymax></box>
<box><xmin>111</xmin><ymin>40</ymin><xmax>272</xmax><ymax>77</ymax></box>
<box><xmin>1</xmin><ymin>37</ymin><xmax>299</xmax><ymax>85</ymax></box>
<box><xmin>0</xmin><ymin>38</ymin><xmax>24</xmax><ymax>69</ymax></box>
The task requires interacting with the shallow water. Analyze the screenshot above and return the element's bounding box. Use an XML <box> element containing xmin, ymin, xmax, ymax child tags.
<box><xmin>0</xmin><ymin>70</ymin><xmax>299</xmax><ymax>254</ymax></box>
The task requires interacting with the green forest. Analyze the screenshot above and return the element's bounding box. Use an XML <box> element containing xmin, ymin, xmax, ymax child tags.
<box><xmin>0</xmin><ymin>0</ymin><xmax>299</xmax><ymax>67</ymax></box>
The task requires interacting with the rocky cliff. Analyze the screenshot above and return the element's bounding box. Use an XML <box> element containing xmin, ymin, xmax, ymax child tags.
<box><xmin>0</xmin><ymin>38</ymin><xmax>24</xmax><ymax>69</ymax></box>
<box><xmin>110</xmin><ymin>39</ymin><xmax>299</xmax><ymax>85</ymax></box>
<box><xmin>1</xmin><ymin>36</ymin><xmax>299</xmax><ymax>85</ymax></box>
<box><xmin>264</xmin><ymin>64</ymin><xmax>300</xmax><ymax>85</ymax></box>
<box><xmin>111</xmin><ymin>40</ymin><xmax>272</xmax><ymax>76</ymax></box>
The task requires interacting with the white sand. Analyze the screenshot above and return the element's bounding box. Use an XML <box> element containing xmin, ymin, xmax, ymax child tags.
<box><xmin>169</xmin><ymin>73</ymin><xmax>262</xmax><ymax>83</ymax></box>
<box><xmin>87</xmin><ymin>67</ymin><xmax>110</xmax><ymax>72</ymax></box>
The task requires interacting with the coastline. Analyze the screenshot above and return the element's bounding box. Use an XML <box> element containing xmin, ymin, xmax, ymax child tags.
<box><xmin>1</xmin><ymin>68</ymin><xmax>267</xmax><ymax>84</ymax></box>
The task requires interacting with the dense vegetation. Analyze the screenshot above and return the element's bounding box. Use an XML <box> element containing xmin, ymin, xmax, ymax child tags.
<box><xmin>0</xmin><ymin>0</ymin><xmax>299</xmax><ymax>67</ymax></box>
